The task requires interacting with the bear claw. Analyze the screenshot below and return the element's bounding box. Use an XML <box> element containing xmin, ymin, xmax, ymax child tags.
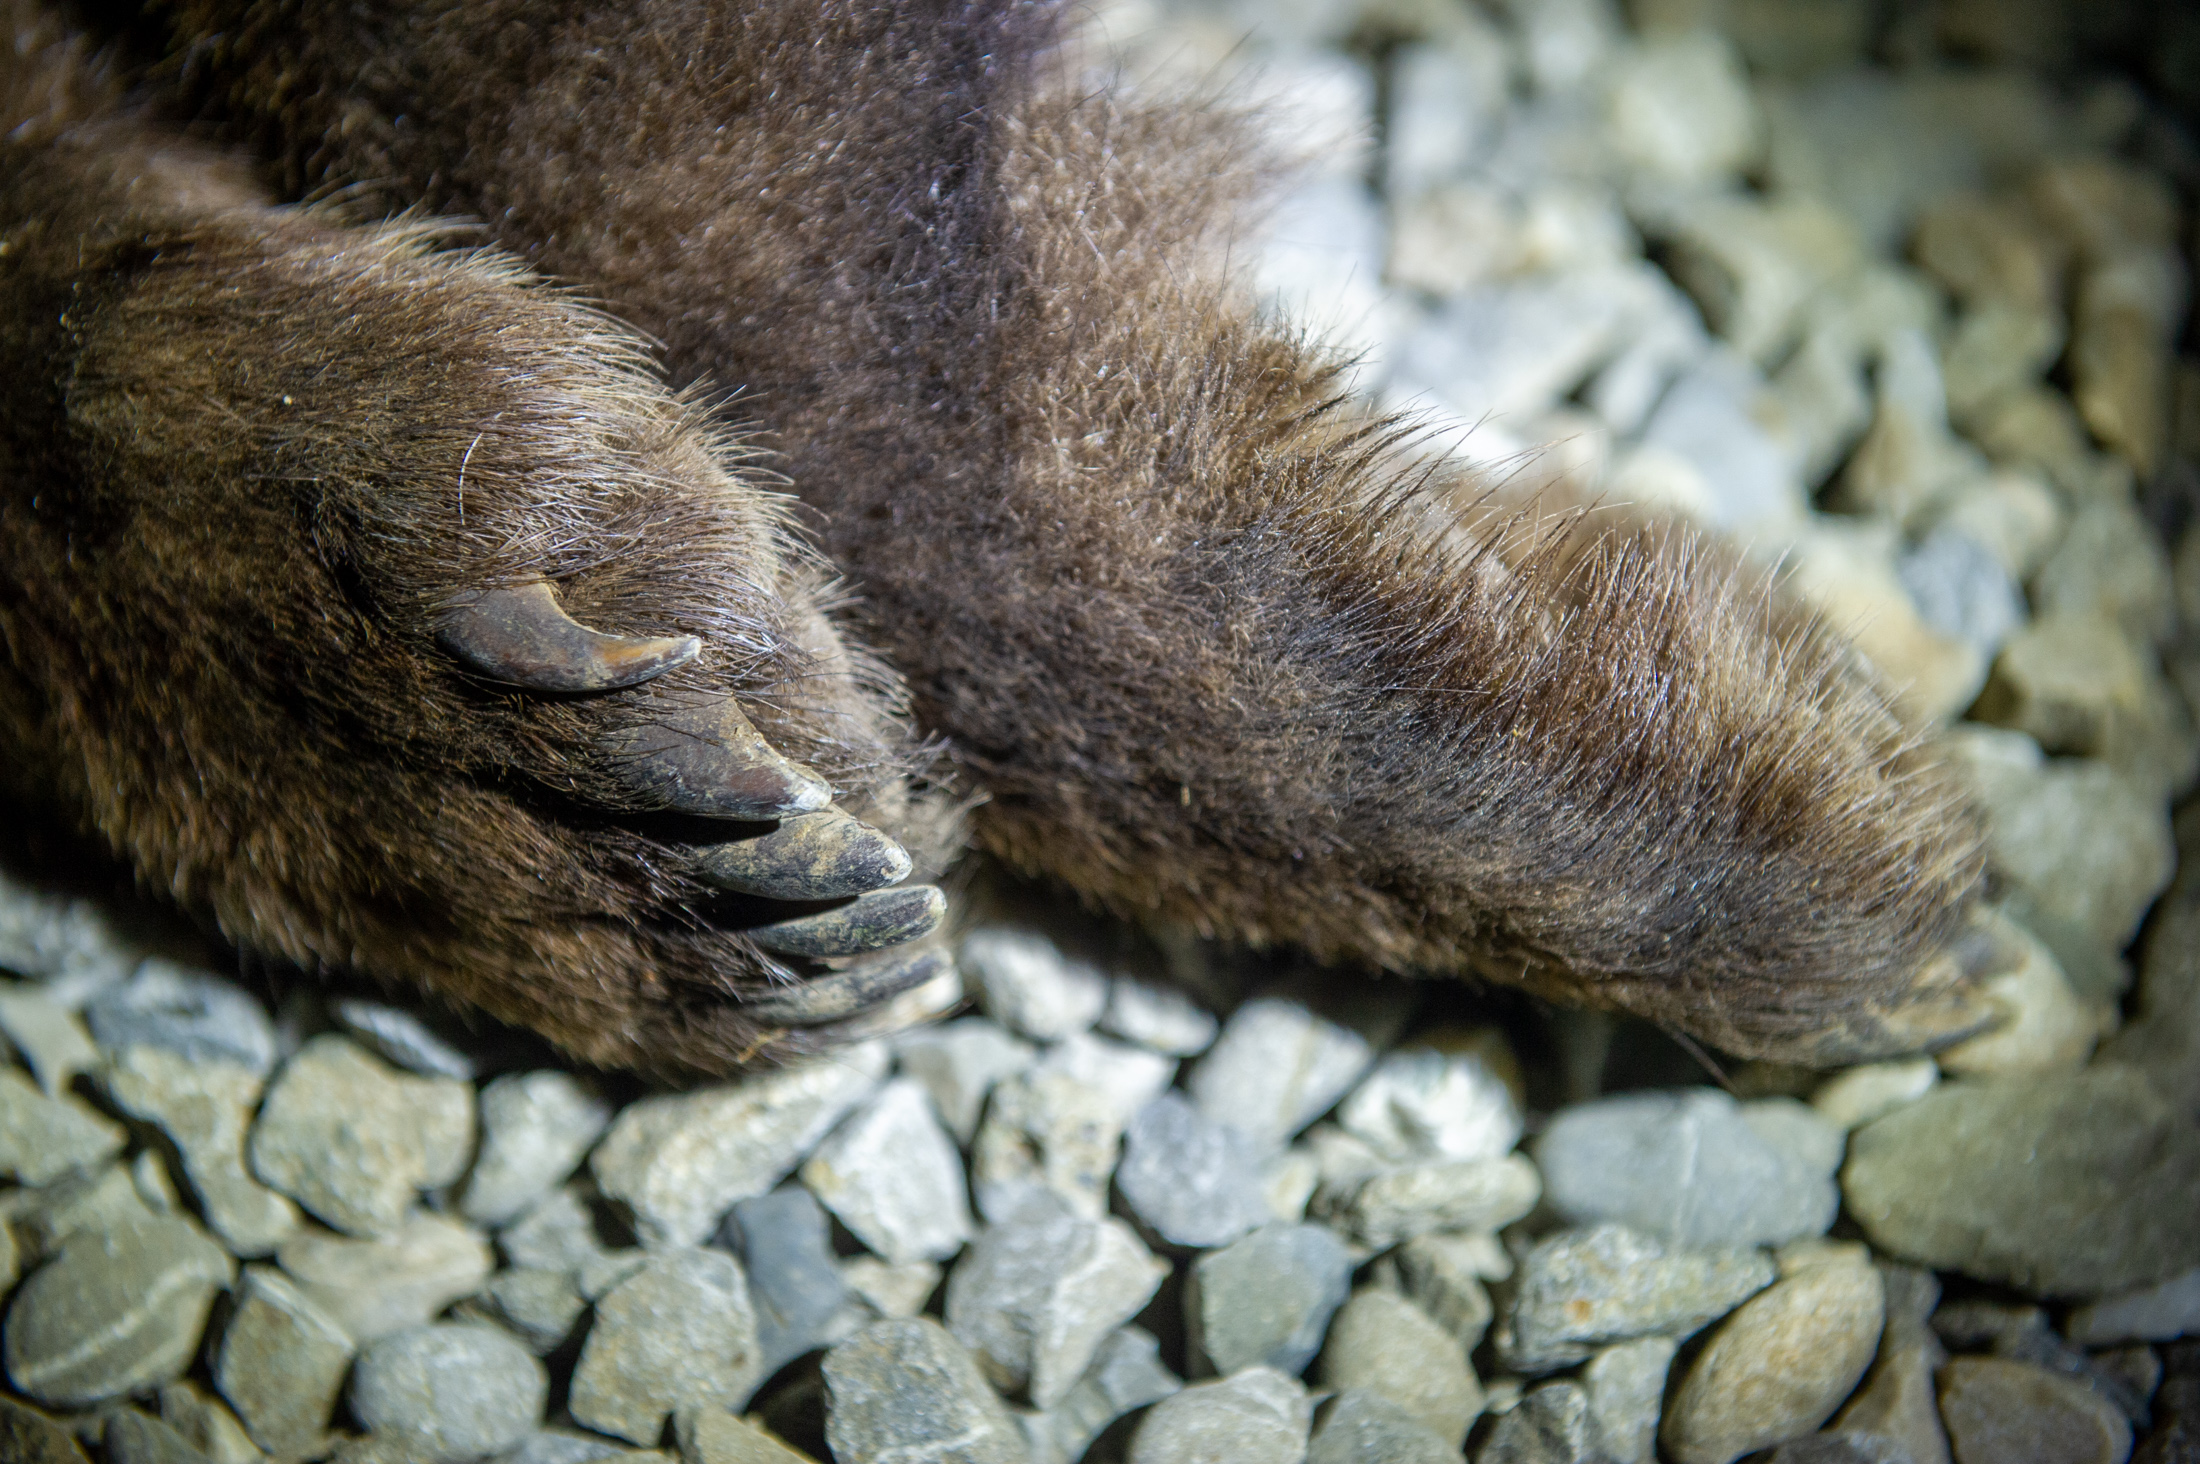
<box><xmin>437</xmin><ymin>580</ymin><xmax>700</xmax><ymax>692</ymax></box>
<box><xmin>748</xmin><ymin>884</ymin><xmax>948</xmax><ymax>957</ymax></box>
<box><xmin>697</xmin><ymin>807</ymin><xmax>913</xmax><ymax>900</ymax></box>
<box><xmin>742</xmin><ymin>946</ymin><xmax>952</xmax><ymax>1024</ymax></box>
<box><xmin>611</xmin><ymin>695</ymin><xmax>834</xmax><ymax>819</ymax></box>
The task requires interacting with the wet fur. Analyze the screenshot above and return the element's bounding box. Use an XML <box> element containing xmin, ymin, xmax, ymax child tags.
<box><xmin>0</xmin><ymin>0</ymin><xmax>1990</xmax><ymax>1071</ymax></box>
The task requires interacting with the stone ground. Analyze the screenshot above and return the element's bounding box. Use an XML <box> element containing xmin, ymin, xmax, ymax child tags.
<box><xmin>2</xmin><ymin>0</ymin><xmax>2200</xmax><ymax>1461</ymax></box>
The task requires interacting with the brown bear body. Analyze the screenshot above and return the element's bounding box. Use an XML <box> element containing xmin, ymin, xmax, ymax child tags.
<box><xmin>0</xmin><ymin>0</ymin><xmax>1997</xmax><ymax>1075</ymax></box>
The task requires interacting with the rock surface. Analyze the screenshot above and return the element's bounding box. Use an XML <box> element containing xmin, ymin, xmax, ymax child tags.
<box><xmin>945</xmin><ymin>1211</ymin><xmax>1168</xmax><ymax>1408</ymax></box>
<box><xmin>1499</xmin><ymin>1224</ymin><xmax>1776</xmax><ymax>1373</ymax></box>
<box><xmin>102</xmin><ymin>1044</ymin><xmax>299</xmax><ymax>1255</ymax></box>
<box><xmin>1189</xmin><ymin>997</ymin><xmax>1374</xmax><ymax>1152</ymax></box>
<box><xmin>568</xmin><ymin>1249</ymin><xmax>763</xmax><ymax>1445</ymax></box>
<box><xmin>961</xmin><ymin>929</ymin><xmax>1109</xmax><ymax>1042</ymax></box>
<box><xmin>214</xmin><ymin>1265</ymin><xmax>354</xmax><ymax>1458</ymax></box>
<box><xmin>823</xmin><ymin>1318</ymin><xmax>1027</xmax><ymax>1464</ymax></box>
<box><xmin>1188</xmin><ymin>1223</ymin><xmax>1355</xmax><ymax>1377</ymax></box>
<box><xmin>276</xmin><ymin>1210</ymin><xmax>495</xmax><ymax>1342</ymax></box>
<box><xmin>349</xmin><ymin>1324</ymin><xmax>547</xmax><ymax>1464</ymax></box>
<box><xmin>1307</xmin><ymin>1389</ymin><xmax>1458</xmax><ymax>1464</ymax></box>
<box><xmin>1318</xmin><ymin>1288</ymin><xmax>1481</xmax><ymax>1445</ymax></box>
<box><xmin>1129</xmin><ymin>1367</ymin><xmax>1311</xmax><ymax>1464</ymax></box>
<box><xmin>1937</xmin><ymin>1357</ymin><xmax>2133</xmax><ymax>1464</ymax></box>
<box><xmin>460</xmin><ymin>1071</ymin><xmax>611</xmax><ymax>1226</ymax></box>
<box><xmin>1115</xmin><ymin>1091</ymin><xmax>1271</xmax><ymax>1250</ymax></box>
<box><xmin>0</xmin><ymin>1068</ymin><xmax>124</xmax><ymax>1184</ymax></box>
<box><xmin>801</xmin><ymin>1076</ymin><xmax>973</xmax><ymax>1263</ymax></box>
<box><xmin>83</xmin><ymin>962</ymin><xmax>276</xmax><ymax>1074</ymax></box>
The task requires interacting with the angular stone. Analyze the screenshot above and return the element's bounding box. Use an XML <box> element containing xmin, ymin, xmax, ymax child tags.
<box><xmin>1760</xmin><ymin>1435</ymin><xmax>1917</xmax><ymax>1464</ymax></box>
<box><xmin>1319</xmin><ymin>1289</ymin><xmax>1480</xmax><ymax>1446</ymax></box>
<box><xmin>1023</xmin><ymin>1326</ymin><xmax>1181</xmax><ymax>1464</ymax></box>
<box><xmin>461</xmin><ymin>1071</ymin><xmax>613</xmax><ymax>1226</ymax></box>
<box><xmin>1584</xmin><ymin>1337</ymin><xmax>1678</xmax><ymax>1464</ymax></box>
<box><xmin>1394</xmin><ymin>1232</ymin><xmax>1497</xmax><ymax>1351</ymax></box>
<box><xmin>277</xmin><ymin>1210</ymin><xmax>495</xmax><ymax>1342</ymax></box>
<box><xmin>1938</xmin><ymin>1357</ymin><xmax>2132</xmax><ymax>1464</ymax></box>
<box><xmin>350</xmin><ymin>1323</ymin><xmax>547</xmax><ymax>1464</ymax></box>
<box><xmin>496</xmin><ymin>1184</ymin><xmax>607</xmax><ymax>1273</ymax></box>
<box><xmin>1843</xmin><ymin>1068</ymin><xmax>2200</xmax><ymax>1296</ymax></box>
<box><xmin>674</xmin><ymin>1406</ymin><xmax>812</xmax><ymax>1464</ymax></box>
<box><xmin>331</xmin><ymin>997</ymin><xmax>479</xmax><ymax>1081</ymax></box>
<box><xmin>892</xmin><ymin>1018</ymin><xmax>1036</xmax><ymax>1145</ymax></box>
<box><xmin>83</xmin><ymin>961</ymin><xmax>275</xmax><ymax>1074</ymax></box>
<box><xmin>1831</xmin><ymin>1268</ymin><xmax>1949</xmax><ymax>1464</ymax></box>
<box><xmin>961</xmin><ymin>928</ymin><xmax>1108</xmax><ymax>1042</ymax></box>
<box><xmin>1317</xmin><ymin>1154</ymin><xmax>1541</xmax><ymax>1248</ymax></box>
<box><xmin>493</xmin><ymin>1429</ymin><xmax>640</xmax><ymax>1464</ymax></box>
<box><xmin>590</xmin><ymin>1043</ymin><xmax>885</xmax><ymax>1248</ymax></box>
<box><xmin>1534</xmin><ymin>1087</ymin><xmax>1841</xmax><ymax>1251</ymax></box>
<box><xmin>946</xmin><ymin>1210</ymin><xmax>1167</xmax><ymax>1408</ymax></box>
<box><xmin>1116</xmin><ymin>1091</ymin><xmax>1271</xmax><ymax>1251</ymax></box>
<box><xmin>214</xmin><ymin>1264</ymin><xmax>355</xmax><ymax>1458</ymax></box>
<box><xmin>103</xmin><ymin>1409</ymin><xmax>217</xmax><ymax>1464</ymax></box>
<box><xmin>1498</xmin><ymin>1225</ymin><xmax>1776</xmax><ymax>1374</ymax></box>
<box><xmin>971</xmin><ymin>1069</ymin><xmax>1122</xmax><ymax>1223</ymax></box>
<box><xmin>1100</xmin><ymin>978</ymin><xmax>1218</xmax><ymax>1056</ymax></box>
<box><xmin>0</xmin><ymin>1396</ymin><xmax>91</xmax><ymax>1464</ymax></box>
<box><xmin>1307</xmin><ymin>1389</ymin><xmax>1457</xmax><ymax>1464</ymax></box>
<box><xmin>1031</xmin><ymin>1031</ymin><xmax>1176</xmax><ymax>1125</ymax></box>
<box><xmin>0</xmin><ymin>1067</ymin><xmax>124</xmax><ymax>1185</ymax></box>
<box><xmin>1188</xmin><ymin>1223</ymin><xmax>1354</xmax><ymax>1377</ymax></box>
<box><xmin>0</xmin><ymin>987</ymin><xmax>100</xmax><ymax>1096</ymax></box>
<box><xmin>1898</xmin><ymin>527</ymin><xmax>2025</xmax><ymax>658</ymax></box>
<box><xmin>1660</xmin><ymin>1244</ymin><xmax>1885</xmax><ymax>1464</ymax></box>
<box><xmin>1336</xmin><ymin>1046</ymin><xmax>1521</xmax><ymax>1163</ymax></box>
<box><xmin>569</xmin><ymin>1249</ymin><xmax>763</xmax><ymax>1444</ymax></box>
<box><xmin>1188</xmin><ymin>996</ymin><xmax>1374</xmax><ymax>1152</ymax></box>
<box><xmin>3</xmin><ymin>1213</ymin><xmax>234</xmax><ymax>1407</ymax></box>
<box><xmin>1129</xmin><ymin>1367</ymin><xmax>1310</xmax><ymax>1464</ymax></box>
<box><xmin>823</xmin><ymin>1318</ymin><xmax>1025</xmax><ymax>1464</ymax></box>
<box><xmin>102</xmin><ymin>1044</ymin><xmax>299</xmax><ymax>1256</ymax></box>
<box><xmin>1478</xmin><ymin>1381</ymin><xmax>1597</xmax><ymax>1463</ymax></box>
<box><xmin>1976</xmin><ymin>610</ymin><xmax>2197</xmax><ymax>796</ymax></box>
<box><xmin>721</xmin><ymin>1186</ymin><xmax>851</xmax><ymax>1378</ymax></box>
<box><xmin>248</xmin><ymin>1034</ymin><xmax>473</xmax><ymax>1237</ymax></box>
<box><xmin>1809</xmin><ymin>1059</ymin><xmax>1939</xmax><ymax>1131</ymax></box>
<box><xmin>800</xmin><ymin>1077</ymin><xmax>971</xmax><ymax>1264</ymax></box>
<box><xmin>2069</xmin><ymin>1269</ymin><xmax>2200</xmax><ymax>1347</ymax></box>
<box><xmin>841</xmin><ymin>1255</ymin><xmax>940</xmax><ymax>1320</ymax></box>
<box><xmin>157</xmin><ymin>1382</ymin><xmax>263</xmax><ymax>1464</ymax></box>
<box><xmin>454</xmin><ymin>1266</ymin><xmax>589</xmax><ymax>1355</ymax></box>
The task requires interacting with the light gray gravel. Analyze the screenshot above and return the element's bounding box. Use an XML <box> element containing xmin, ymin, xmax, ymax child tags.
<box><xmin>1316</xmin><ymin>1153</ymin><xmax>1541</xmax><ymax>1248</ymax></box>
<box><xmin>0</xmin><ymin>1068</ymin><xmax>124</xmax><ymax>1185</ymax></box>
<box><xmin>1188</xmin><ymin>996</ymin><xmax>1373</xmax><ymax>1152</ymax></box>
<box><xmin>349</xmin><ymin>1324</ymin><xmax>546</xmax><ymax>1464</ymax></box>
<box><xmin>1307</xmin><ymin>1390</ymin><xmax>1459</xmax><ymax>1464</ymax></box>
<box><xmin>0</xmin><ymin>988</ymin><xmax>99</xmax><ymax>1095</ymax></box>
<box><xmin>1129</xmin><ymin>1367</ymin><xmax>1311</xmax><ymax>1464</ymax></box>
<box><xmin>801</xmin><ymin>1076</ymin><xmax>973</xmax><ymax>1264</ymax></box>
<box><xmin>1317</xmin><ymin>1288</ymin><xmax>1481</xmax><ymax>1446</ymax></box>
<box><xmin>275</xmin><ymin>1209</ymin><xmax>494</xmax><ymax>1342</ymax></box>
<box><xmin>1479</xmin><ymin>1382</ymin><xmax>1599</xmax><ymax>1464</ymax></box>
<box><xmin>1021</xmin><ymin>1326</ymin><xmax>1181</xmax><ymax>1464</ymax></box>
<box><xmin>213</xmin><ymin>1265</ymin><xmax>354</xmax><ymax>1459</ymax></box>
<box><xmin>1188</xmin><ymin>1222</ymin><xmax>1354</xmax><ymax>1377</ymax></box>
<box><xmin>460</xmin><ymin>1071</ymin><xmax>612</xmax><ymax>1226</ymax></box>
<box><xmin>1100</xmin><ymin>977</ymin><xmax>1219</xmax><ymax>1055</ymax></box>
<box><xmin>892</xmin><ymin>1018</ymin><xmax>1035</xmax><ymax>1144</ymax></box>
<box><xmin>961</xmin><ymin>929</ymin><xmax>1109</xmax><ymax>1041</ymax></box>
<box><xmin>568</xmin><ymin>1248</ymin><xmax>762</xmax><ymax>1445</ymax></box>
<box><xmin>945</xmin><ymin>1211</ymin><xmax>1168</xmax><ymax>1408</ymax></box>
<box><xmin>1498</xmin><ymin>1224</ymin><xmax>1776</xmax><ymax>1373</ymax></box>
<box><xmin>971</xmin><ymin>1069</ymin><xmax>1122</xmax><ymax>1223</ymax></box>
<box><xmin>101</xmin><ymin>1044</ymin><xmax>299</xmax><ymax>1256</ymax></box>
<box><xmin>1335</xmin><ymin>1046</ymin><xmax>1521</xmax><ymax>1162</ymax></box>
<box><xmin>722</xmin><ymin>1187</ymin><xmax>853</xmax><ymax>1379</ymax></box>
<box><xmin>84</xmin><ymin>962</ymin><xmax>276</xmax><ymax>1074</ymax></box>
<box><xmin>823</xmin><ymin>1318</ymin><xmax>1027</xmax><ymax>1464</ymax></box>
<box><xmin>1115</xmin><ymin>1091</ymin><xmax>1271</xmax><ymax>1250</ymax></box>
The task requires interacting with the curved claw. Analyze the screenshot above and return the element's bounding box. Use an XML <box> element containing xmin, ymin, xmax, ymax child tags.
<box><xmin>611</xmin><ymin>696</ymin><xmax>832</xmax><ymax>819</ymax></box>
<box><xmin>741</xmin><ymin>947</ymin><xmax>952</xmax><ymax>1025</ymax></box>
<box><xmin>698</xmin><ymin>808</ymin><xmax>913</xmax><ymax>900</ymax></box>
<box><xmin>437</xmin><ymin>581</ymin><xmax>699</xmax><ymax>692</ymax></box>
<box><xmin>748</xmin><ymin>885</ymin><xmax>947</xmax><ymax>957</ymax></box>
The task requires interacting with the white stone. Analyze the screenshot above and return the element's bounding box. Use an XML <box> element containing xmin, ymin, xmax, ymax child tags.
<box><xmin>1099</xmin><ymin>979</ymin><xmax>1218</xmax><ymax>1057</ymax></box>
<box><xmin>1189</xmin><ymin>997</ymin><xmax>1374</xmax><ymax>1153</ymax></box>
<box><xmin>2067</xmin><ymin>1267</ymin><xmax>2200</xmax><ymax>1346</ymax></box>
<box><xmin>802</xmin><ymin>1078</ymin><xmax>973</xmax><ymax>1265</ymax></box>
<box><xmin>1335</xmin><ymin>1047</ymin><xmax>1522</xmax><ymax>1164</ymax></box>
<box><xmin>961</xmin><ymin>930</ymin><xmax>1108</xmax><ymax>1042</ymax></box>
<box><xmin>1632</xmin><ymin>349</ymin><xmax>1808</xmax><ymax>531</ymax></box>
<box><xmin>1385</xmin><ymin>30</ymin><xmax>1511</xmax><ymax>198</ymax></box>
<box><xmin>1033</xmin><ymin>1031</ymin><xmax>1177</xmax><ymax>1125</ymax></box>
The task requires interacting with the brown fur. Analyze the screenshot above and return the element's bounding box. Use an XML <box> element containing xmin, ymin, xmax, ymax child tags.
<box><xmin>0</xmin><ymin>0</ymin><xmax>1994</xmax><ymax>1072</ymax></box>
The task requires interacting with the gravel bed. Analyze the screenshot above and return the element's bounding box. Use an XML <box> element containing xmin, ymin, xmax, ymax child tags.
<box><xmin>3</xmin><ymin>0</ymin><xmax>2200</xmax><ymax>1461</ymax></box>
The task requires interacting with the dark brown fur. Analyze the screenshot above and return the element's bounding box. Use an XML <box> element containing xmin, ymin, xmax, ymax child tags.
<box><xmin>0</xmin><ymin>0</ymin><xmax>1995</xmax><ymax>1072</ymax></box>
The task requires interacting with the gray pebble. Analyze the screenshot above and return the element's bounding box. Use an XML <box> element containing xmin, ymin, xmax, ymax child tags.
<box><xmin>841</xmin><ymin>1255</ymin><xmax>942</xmax><ymax>1319</ymax></box>
<box><xmin>961</xmin><ymin>928</ymin><xmax>1109</xmax><ymax>1041</ymax></box>
<box><xmin>1843</xmin><ymin>1068</ymin><xmax>2200</xmax><ymax>1295</ymax></box>
<box><xmin>213</xmin><ymin>1265</ymin><xmax>354</xmax><ymax>1459</ymax></box>
<box><xmin>1498</xmin><ymin>1224</ymin><xmax>1775</xmax><ymax>1373</ymax></box>
<box><xmin>823</xmin><ymin>1317</ymin><xmax>1027</xmax><ymax>1464</ymax></box>
<box><xmin>1023</xmin><ymin>1326</ymin><xmax>1181</xmax><ymax>1464</ymax></box>
<box><xmin>101</xmin><ymin>1044</ymin><xmax>300</xmax><ymax>1256</ymax></box>
<box><xmin>1318</xmin><ymin>1154</ymin><xmax>1542</xmax><ymax>1248</ymax></box>
<box><xmin>454</xmin><ymin>1267</ymin><xmax>589</xmax><ymax>1355</ymax></box>
<box><xmin>331</xmin><ymin>997</ymin><xmax>479</xmax><ymax>1080</ymax></box>
<box><xmin>801</xmin><ymin>1076</ymin><xmax>972</xmax><ymax>1264</ymax></box>
<box><xmin>1660</xmin><ymin>1244</ymin><xmax>1885</xmax><ymax>1464</ymax></box>
<box><xmin>971</xmin><ymin>1069</ymin><xmax>1123</xmax><ymax>1223</ymax></box>
<box><xmin>276</xmin><ymin>1210</ymin><xmax>496</xmax><ymax>1342</ymax></box>
<box><xmin>1759</xmin><ymin>1435</ymin><xmax>1918</xmax><ymax>1464</ymax></box>
<box><xmin>1937</xmin><ymin>1357</ymin><xmax>2132</xmax><ymax>1464</ymax></box>
<box><xmin>0</xmin><ymin>1067</ymin><xmax>124</xmax><ymax>1185</ymax></box>
<box><xmin>155</xmin><ymin>1381</ymin><xmax>263</xmax><ymax>1464</ymax></box>
<box><xmin>1188</xmin><ymin>997</ymin><xmax>1373</xmax><ymax>1152</ymax></box>
<box><xmin>1479</xmin><ymin>1382</ymin><xmax>1599</xmax><ymax>1464</ymax></box>
<box><xmin>2069</xmin><ymin>1267</ymin><xmax>2200</xmax><ymax>1346</ymax></box>
<box><xmin>460</xmin><ymin>1071</ymin><xmax>612</xmax><ymax>1226</ymax></box>
<box><xmin>84</xmin><ymin>961</ymin><xmax>275</xmax><ymax>1073</ymax></box>
<box><xmin>1393</xmin><ymin>1233</ymin><xmax>1496</xmax><ymax>1350</ymax></box>
<box><xmin>1534</xmin><ymin>1089</ymin><xmax>1840</xmax><ymax>1249</ymax></box>
<box><xmin>1582</xmin><ymin>1337</ymin><xmax>1677</xmax><ymax>1464</ymax></box>
<box><xmin>350</xmin><ymin>1323</ymin><xmax>548</xmax><ymax>1464</ymax></box>
<box><xmin>1129</xmin><ymin>1367</ymin><xmax>1311</xmax><ymax>1464</ymax></box>
<box><xmin>492</xmin><ymin>1430</ymin><xmax>635</xmax><ymax>1464</ymax></box>
<box><xmin>247</xmin><ymin>1034</ymin><xmax>473</xmax><ymax>1237</ymax></box>
<box><xmin>0</xmin><ymin>1394</ymin><xmax>91</xmax><ymax>1464</ymax></box>
<box><xmin>1188</xmin><ymin>1223</ymin><xmax>1354</xmax><ymax>1377</ymax></box>
<box><xmin>568</xmin><ymin>1248</ymin><xmax>763</xmax><ymax>1445</ymax></box>
<box><xmin>1032</xmin><ymin>1030</ymin><xmax>1177</xmax><ymax>1125</ymax></box>
<box><xmin>1100</xmin><ymin>978</ymin><xmax>1219</xmax><ymax>1056</ymax></box>
<box><xmin>675</xmin><ymin>1407</ymin><xmax>813</xmax><ymax>1464</ymax></box>
<box><xmin>1318</xmin><ymin>1289</ymin><xmax>1482</xmax><ymax>1445</ymax></box>
<box><xmin>946</xmin><ymin>1210</ymin><xmax>1169</xmax><ymax>1408</ymax></box>
<box><xmin>892</xmin><ymin>1018</ymin><xmax>1036</xmax><ymax>1145</ymax></box>
<box><xmin>1307</xmin><ymin>1390</ymin><xmax>1459</xmax><ymax>1464</ymax></box>
<box><xmin>721</xmin><ymin>1186</ymin><xmax>852</xmax><ymax>1378</ymax></box>
<box><xmin>1116</xmin><ymin>1091</ymin><xmax>1271</xmax><ymax>1250</ymax></box>
<box><xmin>0</xmin><ymin>987</ymin><xmax>100</xmax><ymax>1095</ymax></box>
<box><xmin>1335</xmin><ymin>1046</ymin><xmax>1521</xmax><ymax>1163</ymax></box>
<box><xmin>6</xmin><ymin>1162</ymin><xmax>154</xmax><ymax>1263</ymax></box>
<box><xmin>1899</xmin><ymin>525</ymin><xmax>2025</xmax><ymax>654</ymax></box>
<box><xmin>496</xmin><ymin>1184</ymin><xmax>608</xmax><ymax>1273</ymax></box>
<box><xmin>102</xmin><ymin>1411</ymin><xmax>214</xmax><ymax>1464</ymax></box>
<box><xmin>589</xmin><ymin>1042</ymin><xmax>886</xmax><ymax>1248</ymax></box>
<box><xmin>1829</xmin><ymin>1266</ymin><xmax>1949</xmax><ymax>1464</ymax></box>
<box><xmin>3</xmin><ymin>1213</ymin><xmax>234</xmax><ymax>1408</ymax></box>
